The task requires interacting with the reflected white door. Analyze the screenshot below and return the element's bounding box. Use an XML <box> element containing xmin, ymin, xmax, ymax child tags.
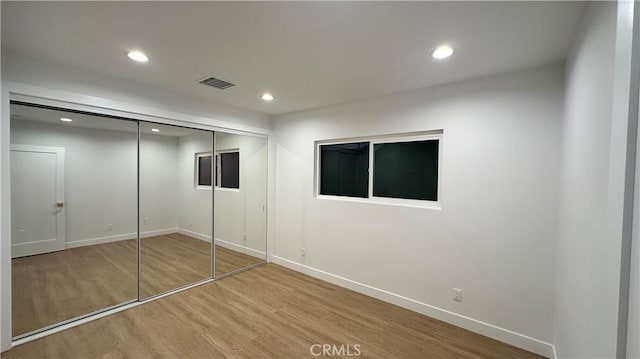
<box><xmin>11</xmin><ymin>145</ymin><xmax>66</xmax><ymax>258</ymax></box>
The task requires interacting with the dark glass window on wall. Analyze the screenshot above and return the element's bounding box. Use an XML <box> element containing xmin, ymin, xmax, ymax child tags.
<box><xmin>197</xmin><ymin>155</ymin><xmax>212</xmax><ymax>187</ymax></box>
<box><xmin>220</xmin><ymin>152</ymin><xmax>240</xmax><ymax>189</ymax></box>
<box><xmin>373</xmin><ymin>140</ymin><xmax>439</xmax><ymax>201</ymax></box>
<box><xmin>320</xmin><ymin>142</ymin><xmax>369</xmax><ymax>198</ymax></box>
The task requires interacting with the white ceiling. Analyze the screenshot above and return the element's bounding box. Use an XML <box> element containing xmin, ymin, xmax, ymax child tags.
<box><xmin>2</xmin><ymin>1</ymin><xmax>585</xmax><ymax>116</ymax></box>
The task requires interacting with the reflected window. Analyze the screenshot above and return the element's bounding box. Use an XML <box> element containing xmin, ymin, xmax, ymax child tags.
<box><xmin>216</xmin><ymin>150</ymin><xmax>239</xmax><ymax>189</ymax></box>
<box><xmin>196</xmin><ymin>153</ymin><xmax>212</xmax><ymax>188</ymax></box>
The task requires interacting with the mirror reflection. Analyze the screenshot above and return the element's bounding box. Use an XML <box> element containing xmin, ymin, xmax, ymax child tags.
<box><xmin>9</xmin><ymin>104</ymin><xmax>268</xmax><ymax>336</ymax></box>
<box><xmin>214</xmin><ymin>132</ymin><xmax>267</xmax><ymax>276</ymax></box>
<box><xmin>10</xmin><ymin>103</ymin><xmax>138</xmax><ymax>336</ymax></box>
<box><xmin>139</xmin><ymin>122</ymin><xmax>213</xmax><ymax>298</ymax></box>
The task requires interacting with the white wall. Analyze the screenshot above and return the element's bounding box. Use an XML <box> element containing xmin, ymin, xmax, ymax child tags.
<box><xmin>553</xmin><ymin>3</ymin><xmax>624</xmax><ymax>358</ymax></box>
<box><xmin>215</xmin><ymin>132</ymin><xmax>267</xmax><ymax>257</ymax></box>
<box><xmin>272</xmin><ymin>64</ymin><xmax>564</xmax><ymax>355</ymax></box>
<box><xmin>627</xmin><ymin>16</ymin><xmax>640</xmax><ymax>358</ymax></box>
<box><xmin>11</xmin><ymin>120</ymin><xmax>180</xmax><ymax>247</ymax></box>
<box><xmin>13</xmin><ymin>119</ymin><xmax>138</xmax><ymax>244</ymax></box>
<box><xmin>630</xmin><ymin>153</ymin><xmax>639</xmax><ymax>359</ymax></box>
<box><xmin>177</xmin><ymin>132</ymin><xmax>212</xmax><ymax>239</ymax></box>
<box><xmin>140</xmin><ymin>132</ymin><xmax>179</xmax><ymax>235</ymax></box>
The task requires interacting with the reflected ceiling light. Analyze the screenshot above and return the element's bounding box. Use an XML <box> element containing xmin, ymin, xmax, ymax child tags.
<box><xmin>151</xmin><ymin>128</ymin><xmax>160</xmax><ymax>132</ymax></box>
<box><xmin>60</xmin><ymin>117</ymin><xmax>73</xmax><ymax>122</ymax></box>
<box><xmin>127</xmin><ymin>50</ymin><xmax>149</xmax><ymax>63</ymax></box>
<box><xmin>261</xmin><ymin>93</ymin><xmax>274</xmax><ymax>101</ymax></box>
<box><xmin>431</xmin><ymin>44</ymin><xmax>454</xmax><ymax>60</ymax></box>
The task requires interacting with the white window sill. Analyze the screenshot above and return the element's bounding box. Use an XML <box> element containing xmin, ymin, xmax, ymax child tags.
<box><xmin>215</xmin><ymin>187</ymin><xmax>240</xmax><ymax>193</ymax></box>
<box><xmin>315</xmin><ymin>194</ymin><xmax>441</xmax><ymax>210</ymax></box>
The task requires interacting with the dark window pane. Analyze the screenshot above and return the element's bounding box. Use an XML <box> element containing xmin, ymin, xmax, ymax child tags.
<box><xmin>373</xmin><ymin>140</ymin><xmax>438</xmax><ymax>201</ymax></box>
<box><xmin>198</xmin><ymin>155</ymin><xmax>212</xmax><ymax>186</ymax></box>
<box><xmin>214</xmin><ymin>154</ymin><xmax>219</xmax><ymax>187</ymax></box>
<box><xmin>320</xmin><ymin>142</ymin><xmax>369</xmax><ymax>198</ymax></box>
<box><xmin>220</xmin><ymin>152</ymin><xmax>239</xmax><ymax>189</ymax></box>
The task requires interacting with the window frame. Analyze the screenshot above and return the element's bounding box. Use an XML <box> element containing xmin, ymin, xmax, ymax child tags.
<box><xmin>195</xmin><ymin>152</ymin><xmax>213</xmax><ymax>190</ymax></box>
<box><xmin>215</xmin><ymin>148</ymin><xmax>240</xmax><ymax>192</ymax></box>
<box><xmin>315</xmin><ymin>132</ymin><xmax>442</xmax><ymax>209</ymax></box>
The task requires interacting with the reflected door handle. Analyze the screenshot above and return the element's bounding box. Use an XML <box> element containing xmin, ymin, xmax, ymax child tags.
<box><xmin>56</xmin><ymin>202</ymin><xmax>64</xmax><ymax>209</ymax></box>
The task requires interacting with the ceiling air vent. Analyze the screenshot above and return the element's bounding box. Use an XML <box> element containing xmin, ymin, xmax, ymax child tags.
<box><xmin>197</xmin><ymin>76</ymin><xmax>235</xmax><ymax>90</ymax></box>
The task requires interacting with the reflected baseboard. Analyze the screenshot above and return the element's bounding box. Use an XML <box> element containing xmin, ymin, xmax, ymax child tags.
<box><xmin>214</xmin><ymin>237</ymin><xmax>266</xmax><ymax>259</ymax></box>
<box><xmin>65</xmin><ymin>228</ymin><xmax>178</xmax><ymax>249</ymax></box>
<box><xmin>177</xmin><ymin>228</ymin><xmax>211</xmax><ymax>243</ymax></box>
<box><xmin>58</xmin><ymin>228</ymin><xmax>265</xmax><ymax>261</ymax></box>
<box><xmin>173</xmin><ymin>228</ymin><xmax>266</xmax><ymax>259</ymax></box>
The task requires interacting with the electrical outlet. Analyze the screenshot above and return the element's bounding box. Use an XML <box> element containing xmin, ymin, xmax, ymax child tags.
<box><xmin>453</xmin><ymin>288</ymin><xmax>463</xmax><ymax>302</ymax></box>
<box><xmin>301</xmin><ymin>247</ymin><xmax>306</xmax><ymax>258</ymax></box>
<box><xmin>107</xmin><ymin>224</ymin><xmax>113</xmax><ymax>232</ymax></box>
<box><xmin>242</xmin><ymin>234</ymin><xmax>247</xmax><ymax>241</ymax></box>
<box><xmin>144</xmin><ymin>217</ymin><xmax>148</xmax><ymax>225</ymax></box>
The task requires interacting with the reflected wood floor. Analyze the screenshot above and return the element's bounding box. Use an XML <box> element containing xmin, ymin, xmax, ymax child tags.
<box><xmin>4</xmin><ymin>264</ymin><xmax>543</xmax><ymax>359</ymax></box>
<box><xmin>12</xmin><ymin>233</ymin><xmax>264</xmax><ymax>336</ymax></box>
<box><xmin>141</xmin><ymin>233</ymin><xmax>264</xmax><ymax>297</ymax></box>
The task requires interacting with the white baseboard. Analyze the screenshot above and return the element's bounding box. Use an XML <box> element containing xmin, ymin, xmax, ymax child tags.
<box><xmin>270</xmin><ymin>255</ymin><xmax>554</xmax><ymax>358</ymax></box>
<box><xmin>160</xmin><ymin>229</ymin><xmax>266</xmax><ymax>260</ymax></box>
<box><xmin>66</xmin><ymin>232</ymin><xmax>134</xmax><ymax>249</ymax></box>
<box><xmin>64</xmin><ymin>229</ymin><xmax>268</xmax><ymax>259</ymax></box>
<box><xmin>140</xmin><ymin>228</ymin><xmax>179</xmax><ymax>239</ymax></box>
<box><xmin>66</xmin><ymin>228</ymin><xmax>179</xmax><ymax>249</ymax></box>
<box><xmin>63</xmin><ymin>228</ymin><xmax>267</xmax><ymax>263</ymax></box>
<box><xmin>11</xmin><ymin>238</ymin><xmax>63</xmax><ymax>258</ymax></box>
<box><xmin>215</xmin><ymin>237</ymin><xmax>266</xmax><ymax>259</ymax></box>
<box><xmin>177</xmin><ymin>228</ymin><xmax>211</xmax><ymax>243</ymax></box>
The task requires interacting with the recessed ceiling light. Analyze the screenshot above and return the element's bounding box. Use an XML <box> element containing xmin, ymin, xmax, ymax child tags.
<box><xmin>431</xmin><ymin>44</ymin><xmax>454</xmax><ymax>60</ymax></box>
<box><xmin>60</xmin><ymin>117</ymin><xmax>73</xmax><ymax>122</ymax></box>
<box><xmin>151</xmin><ymin>128</ymin><xmax>160</xmax><ymax>132</ymax></box>
<box><xmin>261</xmin><ymin>93</ymin><xmax>274</xmax><ymax>101</ymax></box>
<box><xmin>127</xmin><ymin>50</ymin><xmax>149</xmax><ymax>63</ymax></box>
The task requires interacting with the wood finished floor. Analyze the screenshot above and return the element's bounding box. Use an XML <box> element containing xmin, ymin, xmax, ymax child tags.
<box><xmin>12</xmin><ymin>233</ymin><xmax>264</xmax><ymax>336</ymax></box>
<box><xmin>5</xmin><ymin>264</ymin><xmax>544</xmax><ymax>359</ymax></box>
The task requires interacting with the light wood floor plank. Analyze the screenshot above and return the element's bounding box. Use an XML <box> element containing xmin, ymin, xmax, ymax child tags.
<box><xmin>6</xmin><ymin>264</ymin><xmax>543</xmax><ymax>359</ymax></box>
<box><xmin>12</xmin><ymin>233</ymin><xmax>263</xmax><ymax>336</ymax></box>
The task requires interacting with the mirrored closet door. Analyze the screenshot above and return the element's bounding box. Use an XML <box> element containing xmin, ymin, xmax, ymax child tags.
<box><xmin>214</xmin><ymin>132</ymin><xmax>267</xmax><ymax>276</ymax></box>
<box><xmin>9</xmin><ymin>102</ymin><xmax>268</xmax><ymax>339</ymax></box>
<box><xmin>10</xmin><ymin>103</ymin><xmax>138</xmax><ymax>337</ymax></box>
<box><xmin>139</xmin><ymin>122</ymin><xmax>213</xmax><ymax>298</ymax></box>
